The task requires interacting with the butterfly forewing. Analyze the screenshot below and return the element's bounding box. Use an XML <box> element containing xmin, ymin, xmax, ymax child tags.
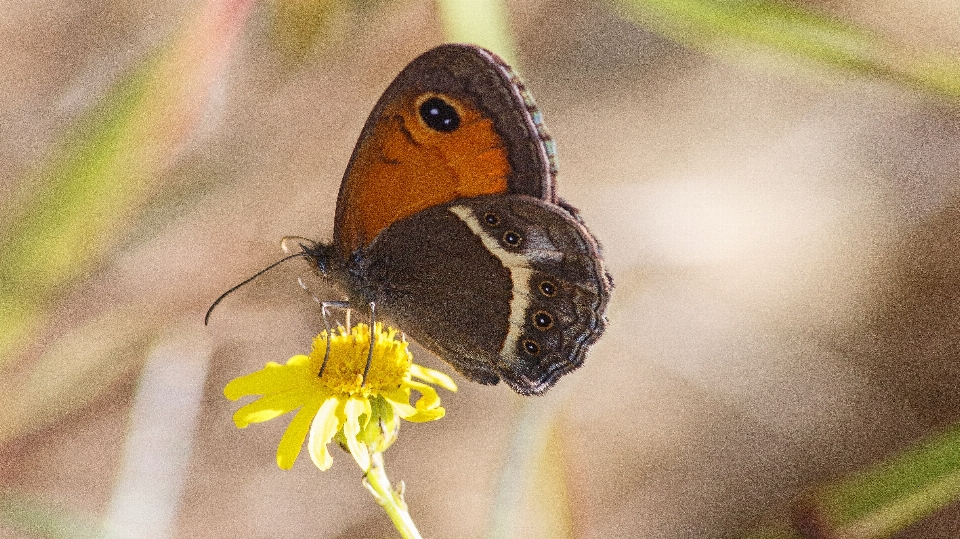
<box><xmin>333</xmin><ymin>44</ymin><xmax>557</xmax><ymax>257</ymax></box>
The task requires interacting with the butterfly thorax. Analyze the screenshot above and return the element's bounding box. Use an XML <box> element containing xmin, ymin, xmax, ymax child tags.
<box><xmin>298</xmin><ymin>241</ymin><xmax>367</xmax><ymax>309</ymax></box>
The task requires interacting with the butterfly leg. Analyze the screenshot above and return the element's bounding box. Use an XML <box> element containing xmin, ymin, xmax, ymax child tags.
<box><xmin>318</xmin><ymin>300</ymin><xmax>351</xmax><ymax>377</ymax></box>
<box><xmin>361</xmin><ymin>301</ymin><xmax>377</xmax><ymax>386</ymax></box>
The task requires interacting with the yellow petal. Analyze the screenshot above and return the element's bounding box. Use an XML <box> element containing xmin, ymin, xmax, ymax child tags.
<box><xmin>224</xmin><ymin>359</ymin><xmax>314</xmax><ymax>400</ymax></box>
<box><xmin>381</xmin><ymin>388</ymin><xmax>444</xmax><ymax>422</ymax></box>
<box><xmin>380</xmin><ymin>388</ymin><xmax>418</xmax><ymax>417</ymax></box>
<box><xmin>275</xmin><ymin>397</ymin><xmax>324</xmax><ymax>470</ymax></box>
<box><xmin>305</xmin><ymin>396</ymin><xmax>343</xmax><ymax>471</ymax></box>
<box><xmin>342</xmin><ymin>396</ymin><xmax>372</xmax><ymax>471</ymax></box>
<box><xmin>232</xmin><ymin>390</ymin><xmax>317</xmax><ymax>428</ymax></box>
<box><xmin>285</xmin><ymin>353</ymin><xmax>313</xmax><ymax>367</ymax></box>
<box><xmin>406</xmin><ymin>380</ymin><xmax>442</xmax><ymax>410</ymax></box>
<box><xmin>409</xmin><ymin>364</ymin><xmax>457</xmax><ymax>392</ymax></box>
<box><xmin>402</xmin><ymin>407</ymin><xmax>446</xmax><ymax>423</ymax></box>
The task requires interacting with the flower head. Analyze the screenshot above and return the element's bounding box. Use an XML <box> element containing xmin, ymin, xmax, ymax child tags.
<box><xmin>225</xmin><ymin>323</ymin><xmax>457</xmax><ymax>471</ymax></box>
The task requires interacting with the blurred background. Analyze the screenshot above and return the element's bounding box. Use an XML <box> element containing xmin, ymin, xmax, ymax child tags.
<box><xmin>1</xmin><ymin>0</ymin><xmax>959</xmax><ymax>537</ymax></box>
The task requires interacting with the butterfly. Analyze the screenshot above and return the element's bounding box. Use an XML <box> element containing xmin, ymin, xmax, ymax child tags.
<box><xmin>213</xmin><ymin>44</ymin><xmax>612</xmax><ymax>395</ymax></box>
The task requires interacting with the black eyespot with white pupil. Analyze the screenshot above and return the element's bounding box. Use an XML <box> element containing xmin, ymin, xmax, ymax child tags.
<box><xmin>419</xmin><ymin>97</ymin><xmax>460</xmax><ymax>133</ymax></box>
<box><xmin>539</xmin><ymin>280</ymin><xmax>557</xmax><ymax>297</ymax></box>
<box><xmin>523</xmin><ymin>340</ymin><xmax>541</xmax><ymax>356</ymax></box>
<box><xmin>483</xmin><ymin>212</ymin><xmax>499</xmax><ymax>226</ymax></box>
<box><xmin>533</xmin><ymin>311</ymin><xmax>554</xmax><ymax>330</ymax></box>
<box><xmin>503</xmin><ymin>230</ymin><xmax>521</xmax><ymax>246</ymax></box>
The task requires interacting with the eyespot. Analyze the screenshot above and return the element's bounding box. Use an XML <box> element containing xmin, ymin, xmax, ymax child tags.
<box><xmin>522</xmin><ymin>339</ymin><xmax>541</xmax><ymax>356</ymax></box>
<box><xmin>503</xmin><ymin>230</ymin><xmax>521</xmax><ymax>246</ymax></box>
<box><xmin>419</xmin><ymin>96</ymin><xmax>460</xmax><ymax>132</ymax></box>
<box><xmin>532</xmin><ymin>311</ymin><xmax>554</xmax><ymax>330</ymax></box>
<box><xmin>483</xmin><ymin>212</ymin><xmax>500</xmax><ymax>226</ymax></box>
<box><xmin>539</xmin><ymin>280</ymin><xmax>557</xmax><ymax>297</ymax></box>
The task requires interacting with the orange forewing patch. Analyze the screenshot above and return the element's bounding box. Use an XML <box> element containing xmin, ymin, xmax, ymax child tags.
<box><xmin>337</xmin><ymin>92</ymin><xmax>511</xmax><ymax>253</ymax></box>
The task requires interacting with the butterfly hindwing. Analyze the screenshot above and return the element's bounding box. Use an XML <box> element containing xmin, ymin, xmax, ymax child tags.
<box><xmin>352</xmin><ymin>194</ymin><xmax>610</xmax><ymax>395</ymax></box>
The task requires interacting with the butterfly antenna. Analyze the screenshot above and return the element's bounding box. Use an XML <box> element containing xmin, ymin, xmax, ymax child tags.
<box><xmin>204</xmin><ymin>251</ymin><xmax>309</xmax><ymax>325</ymax></box>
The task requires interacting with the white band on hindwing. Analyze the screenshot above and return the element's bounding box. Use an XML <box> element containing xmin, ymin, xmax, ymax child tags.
<box><xmin>448</xmin><ymin>205</ymin><xmax>530</xmax><ymax>360</ymax></box>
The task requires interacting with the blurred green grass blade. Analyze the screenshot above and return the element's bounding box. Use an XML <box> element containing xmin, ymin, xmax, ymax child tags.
<box><xmin>795</xmin><ymin>423</ymin><xmax>960</xmax><ymax>538</ymax></box>
<box><xmin>487</xmin><ymin>398</ymin><xmax>541</xmax><ymax>539</ymax></box>
<box><xmin>0</xmin><ymin>0</ymin><xmax>255</xmax><ymax>363</ymax></box>
<box><xmin>0</xmin><ymin>489</ymin><xmax>101</xmax><ymax>539</ymax></box>
<box><xmin>530</xmin><ymin>420</ymin><xmax>576</xmax><ymax>539</ymax></box>
<box><xmin>739</xmin><ymin>524</ymin><xmax>803</xmax><ymax>539</ymax></box>
<box><xmin>267</xmin><ymin>0</ymin><xmax>343</xmax><ymax>62</ymax></box>
<box><xmin>743</xmin><ymin>425</ymin><xmax>960</xmax><ymax>538</ymax></box>
<box><xmin>486</xmin><ymin>398</ymin><xmax>574</xmax><ymax>539</ymax></box>
<box><xmin>0</xmin><ymin>65</ymin><xmax>155</xmax><ymax>360</ymax></box>
<box><xmin>0</xmin><ymin>61</ymin><xmax>157</xmax><ymax>293</ymax></box>
<box><xmin>437</xmin><ymin>0</ymin><xmax>517</xmax><ymax>65</ymax></box>
<box><xmin>612</xmin><ymin>0</ymin><xmax>960</xmax><ymax>100</ymax></box>
<box><xmin>0</xmin><ymin>309</ymin><xmax>153</xmax><ymax>444</ymax></box>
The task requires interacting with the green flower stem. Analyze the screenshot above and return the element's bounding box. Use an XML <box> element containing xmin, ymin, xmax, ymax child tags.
<box><xmin>363</xmin><ymin>452</ymin><xmax>423</xmax><ymax>539</ymax></box>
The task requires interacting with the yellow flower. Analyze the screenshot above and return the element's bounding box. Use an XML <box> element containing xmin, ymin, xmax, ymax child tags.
<box><xmin>224</xmin><ymin>323</ymin><xmax>457</xmax><ymax>471</ymax></box>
